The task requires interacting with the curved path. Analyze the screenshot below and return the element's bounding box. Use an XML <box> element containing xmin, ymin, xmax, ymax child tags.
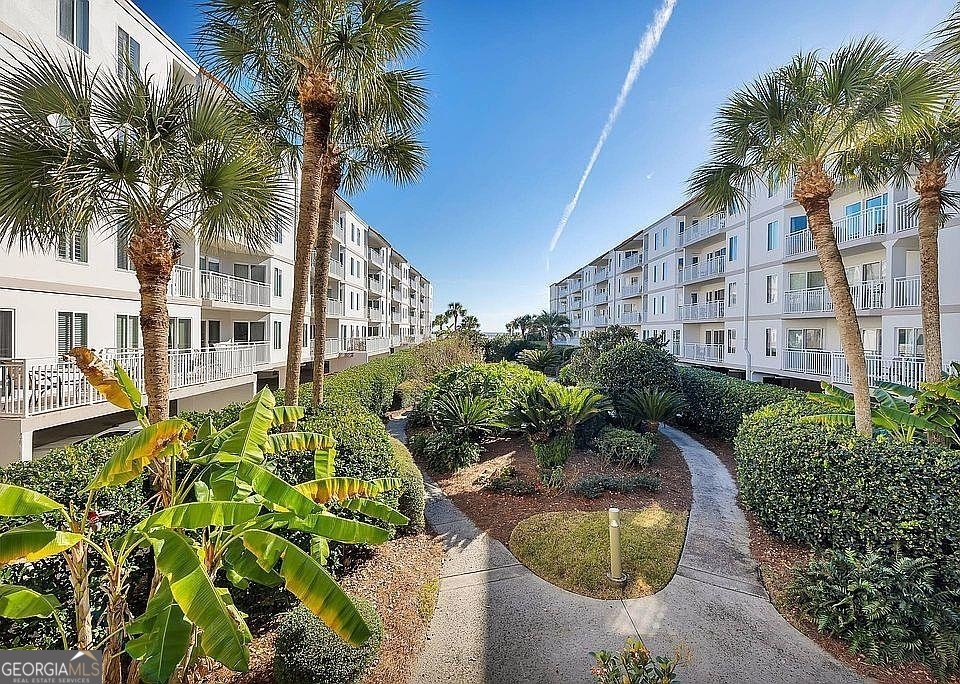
<box><xmin>390</xmin><ymin>420</ymin><xmax>863</xmax><ymax>684</ymax></box>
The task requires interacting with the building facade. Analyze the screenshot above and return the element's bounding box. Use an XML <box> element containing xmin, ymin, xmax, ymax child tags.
<box><xmin>0</xmin><ymin>0</ymin><xmax>432</xmax><ymax>461</ymax></box>
<box><xmin>550</xmin><ymin>176</ymin><xmax>959</xmax><ymax>391</ymax></box>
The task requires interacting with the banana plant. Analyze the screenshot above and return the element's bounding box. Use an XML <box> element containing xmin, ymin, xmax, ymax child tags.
<box><xmin>66</xmin><ymin>348</ymin><xmax>406</xmax><ymax>684</ymax></box>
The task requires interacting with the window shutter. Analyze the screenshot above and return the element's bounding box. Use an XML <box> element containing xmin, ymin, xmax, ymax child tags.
<box><xmin>58</xmin><ymin>236</ymin><xmax>68</xmax><ymax>260</ymax></box>
<box><xmin>117</xmin><ymin>28</ymin><xmax>127</xmax><ymax>77</ymax></box>
<box><xmin>116</xmin><ymin>315</ymin><xmax>124</xmax><ymax>348</ymax></box>
<box><xmin>0</xmin><ymin>310</ymin><xmax>13</xmax><ymax>358</ymax></box>
<box><xmin>57</xmin><ymin>313</ymin><xmax>71</xmax><ymax>355</ymax></box>
<box><xmin>58</xmin><ymin>0</ymin><xmax>74</xmax><ymax>42</ymax></box>
<box><xmin>76</xmin><ymin>0</ymin><xmax>89</xmax><ymax>51</ymax></box>
<box><xmin>76</xmin><ymin>313</ymin><xmax>88</xmax><ymax>347</ymax></box>
<box><xmin>130</xmin><ymin>37</ymin><xmax>140</xmax><ymax>74</ymax></box>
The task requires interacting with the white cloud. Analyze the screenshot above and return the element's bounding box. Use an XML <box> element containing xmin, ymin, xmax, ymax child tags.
<box><xmin>548</xmin><ymin>0</ymin><xmax>678</xmax><ymax>253</ymax></box>
<box><xmin>646</xmin><ymin>172</ymin><xmax>655</xmax><ymax>180</ymax></box>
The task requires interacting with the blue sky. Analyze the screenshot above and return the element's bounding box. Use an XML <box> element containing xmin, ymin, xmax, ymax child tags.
<box><xmin>140</xmin><ymin>0</ymin><xmax>953</xmax><ymax>331</ymax></box>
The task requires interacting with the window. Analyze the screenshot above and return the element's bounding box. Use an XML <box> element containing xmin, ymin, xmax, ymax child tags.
<box><xmin>116</xmin><ymin>315</ymin><xmax>139</xmax><ymax>349</ymax></box>
<box><xmin>58</xmin><ymin>230</ymin><xmax>88</xmax><ymax>263</ymax></box>
<box><xmin>234</xmin><ymin>264</ymin><xmax>266</xmax><ymax>283</ymax></box>
<box><xmin>116</xmin><ymin>235</ymin><xmax>132</xmax><ymax>270</ymax></box>
<box><xmin>728</xmin><ymin>235</ymin><xmax>739</xmax><ymax>262</ymax></box>
<box><xmin>654</xmin><ymin>233</ymin><xmax>660</xmax><ymax>250</ymax></box>
<box><xmin>0</xmin><ymin>310</ymin><xmax>14</xmax><ymax>358</ymax></box>
<box><xmin>200</xmin><ymin>256</ymin><xmax>220</xmax><ymax>273</ymax></box>
<box><xmin>201</xmin><ymin>320</ymin><xmax>221</xmax><ymax>347</ymax></box>
<box><xmin>896</xmin><ymin>328</ymin><xmax>924</xmax><ymax>357</ymax></box>
<box><xmin>303</xmin><ymin>324</ymin><xmax>309</xmax><ymax>348</ymax></box>
<box><xmin>727</xmin><ymin>329</ymin><xmax>737</xmax><ymax>354</ymax></box>
<box><xmin>766</xmin><ymin>220</ymin><xmax>779</xmax><ymax>251</ymax></box>
<box><xmin>274</xmin><ymin>268</ymin><xmax>282</xmax><ymax>297</ymax></box>
<box><xmin>58</xmin><ymin>0</ymin><xmax>89</xmax><ymax>52</ymax></box>
<box><xmin>789</xmin><ymin>215</ymin><xmax>807</xmax><ymax>234</ymax></box>
<box><xmin>766</xmin><ymin>274</ymin><xmax>778</xmax><ymax>304</ymax></box>
<box><xmin>117</xmin><ymin>28</ymin><xmax>141</xmax><ymax>80</ymax></box>
<box><xmin>274</xmin><ymin>217</ymin><xmax>284</xmax><ymax>244</ymax></box>
<box><xmin>168</xmin><ymin>318</ymin><xmax>192</xmax><ymax>349</ymax></box>
<box><xmin>273</xmin><ymin>321</ymin><xmax>282</xmax><ymax>350</ymax></box>
<box><xmin>787</xmin><ymin>328</ymin><xmax>823</xmax><ymax>351</ymax></box>
<box><xmin>233</xmin><ymin>321</ymin><xmax>266</xmax><ymax>343</ymax></box>
<box><xmin>728</xmin><ymin>282</ymin><xmax>737</xmax><ymax>306</ymax></box>
<box><xmin>57</xmin><ymin>312</ymin><xmax>88</xmax><ymax>355</ymax></box>
<box><xmin>765</xmin><ymin>328</ymin><xmax>777</xmax><ymax>357</ymax></box>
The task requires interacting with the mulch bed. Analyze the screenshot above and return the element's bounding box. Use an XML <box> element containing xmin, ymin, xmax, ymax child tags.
<box><xmin>204</xmin><ymin>533</ymin><xmax>444</xmax><ymax>684</ymax></box>
<box><xmin>418</xmin><ymin>432</ymin><xmax>691</xmax><ymax>547</ymax></box>
<box><xmin>693</xmin><ymin>430</ymin><xmax>959</xmax><ymax>684</ymax></box>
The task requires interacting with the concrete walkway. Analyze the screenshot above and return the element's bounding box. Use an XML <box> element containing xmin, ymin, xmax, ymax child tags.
<box><xmin>391</xmin><ymin>419</ymin><xmax>863</xmax><ymax>684</ymax></box>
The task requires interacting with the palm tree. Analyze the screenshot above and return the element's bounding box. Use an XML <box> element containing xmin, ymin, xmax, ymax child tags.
<box><xmin>460</xmin><ymin>314</ymin><xmax>481</xmax><ymax>332</ymax></box>
<box><xmin>446</xmin><ymin>302</ymin><xmax>467</xmax><ymax>330</ymax></box>
<box><xmin>534</xmin><ymin>311</ymin><xmax>572</xmax><ymax>348</ymax></box>
<box><xmin>0</xmin><ymin>45</ymin><xmax>284</xmax><ymax>425</ymax></box>
<box><xmin>687</xmin><ymin>39</ymin><xmax>941</xmax><ymax>436</ymax></box>
<box><xmin>515</xmin><ymin>314</ymin><xmax>536</xmax><ymax>340</ymax></box>
<box><xmin>506</xmin><ymin>321</ymin><xmax>517</xmax><ymax>336</ymax></box>
<box><xmin>431</xmin><ymin>314</ymin><xmax>448</xmax><ymax>338</ymax></box>
<box><xmin>199</xmin><ymin>0</ymin><xmax>426</xmax><ymax>407</ymax></box>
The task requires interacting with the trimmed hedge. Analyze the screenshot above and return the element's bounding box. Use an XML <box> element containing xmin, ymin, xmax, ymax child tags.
<box><xmin>563</xmin><ymin>326</ymin><xmax>638</xmax><ymax>385</ymax></box>
<box><xmin>273</xmin><ymin>599</ymin><xmax>382</xmax><ymax>684</ymax></box>
<box><xmin>677</xmin><ymin>366</ymin><xmax>801</xmax><ymax>439</ymax></box>
<box><xmin>595</xmin><ymin>427</ymin><xmax>656</xmax><ymax>467</ymax></box>
<box><xmin>0</xmin><ymin>438</ymin><xmax>151</xmax><ymax>649</ymax></box>
<box><xmin>588</xmin><ymin>341</ymin><xmax>679</xmax><ymax>405</ymax></box>
<box><xmin>735</xmin><ymin>399</ymin><xmax>960</xmax><ymax>558</ymax></box>
<box><xmin>390</xmin><ymin>437</ymin><xmax>426</xmax><ymax>535</ymax></box>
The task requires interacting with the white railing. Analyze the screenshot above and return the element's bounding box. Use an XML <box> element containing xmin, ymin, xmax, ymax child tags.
<box><xmin>594</xmin><ymin>291</ymin><xmax>609</xmax><ymax>304</ymax></box>
<box><xmin>390</xmin><ymin>334</ymin><xmax>402</xmax><ymax>347</ymax></box>
<box><xmin>670</xmin><ymin>340</ymin><xmax>681</xmax><ymax>356</ymax></box>
<box><xmin>200</xmin><ymin>271</ymin><xmax>270</xmax><ymax>306</ymax></box>
<box><xmin>558</xmin><ymin>285</ymin><xmax>569</xmax><ymax>295</ymax></box>
<box><xmin>621</xmin><ymin>253</ymin><xmax>641</xmax><ymax>270</ymax></box>
<box><xmin>595</xmin><ymin>266</ymin><xmax>610</xmax><ymax>281</ymax></box>
<box><xmin>621</xmin><ymin>283</ymin><xmax>642</xmax><ymax>297</ymax></box>
<box><xmin>679</xmin><ymin>212</ymin><xmax>725</xmax><ymax>246</ymax></box>
<box><xmin>366</xmin><ymin>337</ymin><xmax>391</xmax><ymax>355</ymax></box>
<box><xmin>678</xmin><ymin>301</ymin><xmax>725</xmax><ymax>321</ymax></box>
<box><xmin>594</xmin><ymin>315</ymin><xmax>609</xmax><ymax>326</ymax></box>
<box><xmin>391</xmin><ymin>265</ymin><xmax>403</xmax><ymax>280</ymax></box>
<box><xmin>850</xmin><ymin>280</ymin><xmax>885</xmax><ymax>310</ymax></box>
<box><xmin>619</xmin><ymin>311</ymin><xmax>642</xmax><ymax>325</ymax></box>
<box><xmin>391</xmin><ymin>288</ymin><xmax>403</xmax><ymax>301</ymax></box>
<box><xmin>368</xmin><ymin>249</ymin><xmax>385</xmax><ymax>267</ymax></box>
<box><xmin>785</xmin><ymin>205</ymin><xmax>888</xmax><ymax>257</ymax></box>
<box><xmin>782</xmin><ymin>348</ymin><xmax>833</xmax><ymax>376</ymax></box>
<box><xmin>169</xmin><ymin>265</ymin><xmax>194</xmax><ymax>299</ymax></box>
<box><xmin>329</xmin><ymin>259</ymin><xmax>345</xmax><ymax>279</ymax></box>
<box><xmin>327</xmin><ymin>299</ymin><xmax>344</xmax><ymax>317</ymax></box>
<box><xmin>334</xmin><ymin>222</ymin><xmax>345</xmax><ymax>243</ymax></box>
<box><xmin>895</xmin><ymin>200</ymin><xmax>918</xmax><ymax>232</ymax></box>
<box><xmin>368</xmin><ymin>308</ymin><xmax>385</xmax><ymax>323</ymax></box>
<box><xmin>830</xmin><ymin>353</ymin><xmax>925</xmax><ymax>388</ymax></box>
<box><xmin>679</xmin><ymin>258</ymin><xmax>725</xmax><ymax>284</ymax></box>
<box><xmin>325</xmin><ymin>338</ymin><xmax>340</xmax><ymax>358</ymax></box>
<box><xmin>569</xmin><ymin>281</ymin><xmax>582</xmax><ymax>293</ymax></box>
<box><xmin>682</xmin><ymin>343</ymin><xmax>724</xmax><ymax>362</ymax></box>
<box><xmin>783</xmin><ymin>287</ymin><xmax>833</xmax><ymax>314</ymax></box>
<box><xmin>893</xmin><ymin>276</ymin><xmax>921</xmax><ymax>308</ymax></box>
<box><xmin>368</xmin><ymin>278</ymin><xmax>385</xmax><ymax>295</ymax></box>
<box><xmin>570</xmin><ymin>299</ymin><xmax>582</xmax><ymax>310</ymax></box>
<box><xmin>391</xmin><ymin>311</ymin><xmax>404</xmax><ymax>324</ymax></box>
<box><xmin>0</xmin><ymin>343</ymin><xmax>269</xmax><ymax>418</ymax></box>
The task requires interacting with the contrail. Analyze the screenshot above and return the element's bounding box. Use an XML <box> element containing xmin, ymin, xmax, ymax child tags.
<box><xmin>549</xmin><ymin>0</ymin><xmax>678</xmax><ymax>253</ymax></box>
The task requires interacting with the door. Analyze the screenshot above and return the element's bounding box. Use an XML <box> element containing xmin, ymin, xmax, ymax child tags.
<box><xmin>865</xmin><ymin>194</ymin><xmax>887</xmax><ymax>234</ymax></box>
<box><xmin>844</xmin><ymin>202</ymin><xmax>861</xmax><ymax>239</ymax></box>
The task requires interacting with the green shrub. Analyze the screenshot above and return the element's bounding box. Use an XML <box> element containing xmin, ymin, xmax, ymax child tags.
<box><xmin>484</xmin><ymin>335</ymin><xmax>542</xmax><ymax>362</ymax></box>
<box><xmin>0</xmin><ymin>438</ymin><xmax>151</xmax><ymax>649</ymax></box>
<box><xmin>569</xmin><ymin>473</ymin><xmax>661</xmax><ymax>499</ymax></box>
<box><xmin>415</xmin><ymin>432</ymin><xmax>481</xmax><ymax>472</ymax></box>
<box><xmin>618</xmin><ymin>389</ymin><xmax>683</xmax><ymax>431</ymax></box>
<box><xmin>677</xmin><ymin>366</ymin><xmax>801</xmax><ymax>439</ymax></box>
<box><xmin>557</xmin><ymin>364</ymin><xmax>577</xmax><ymax>386</ymax></box>
<box><xmin>735</xmin><ymin>399</ymin><xmax>960</xmax><ymax>558</ymax></box>
<box><xmin>588</xmin><ymin>341</ymin><xmax>679</xmax><ymax>406</ymax></box>
<box><xmin>592</xmin><ymin>636</ymin><xmax>685</xmax><ymax>683</ymax></box>
<box><xmin>396</xmin><ymin>378</ymin><xmax>428</xmax><ymax>409</ymax></box>
<box><xmin>508</xmin><ymin>383</ymin><xmax>608</xmax><ymax>444</ymax></box>
<box><xmin>178</xmin><ymin>401</ymin><xmax>243</xmax><ymax>429</ymax></box>
<box><xmin>483</xmin><ymin>466</ymin><xmax>537</xmax><ymax>496</ymax></box>
<box><xmin>389</xmin><ymin>438</ymin><xmax>426</xmax><ymax>535</ymax></box>
<box><xmin>273</xmin><ymin>599</ymin><xmax>383</xmax><ymax>684</ymax></box>
<box><xmin>595</xmin><ymin>427</ymin><xmax>656</xmax><ymax>467</ymax></box>
<box><xmin>532</xmin><ymin>434</ymin><xmax>574</xmax><ymax>470</ymax></box>
<box><xmin>791</xmin><ymin>551</ymin><xmax>960</xmax><ymax>677</ymax></box>
<box><xmin>429</xmin><ymin>393</ymin><xmax>502</xmax><ymax>443</ymax></box>
<box><xmin>564</xmin><ymin>326</ymin><xmax>638</xmax><ymax>385</ymax></box>
<box><xmin>575</xmin><ymin>411</ymin><xmax>609</xmax><ymax>449</ymax></box>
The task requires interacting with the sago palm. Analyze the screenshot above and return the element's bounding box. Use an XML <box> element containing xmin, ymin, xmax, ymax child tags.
<box><xmin>687</xmin><ymin>38</ymin><xmax>943</xmax><ymax>436</ymax></box>
<box><xmin>534</xmin><ymin>310</ymin><xmax>572</xmax><ymax>348</ymax></box>
<box><xmin>0</xmin><ymin>44</ymin><xmax>285</xmax><ymax>425</ymax></box>
<box><xmin>200</xmin><ymin>0</ymin><xmax>427</xmax><ymax>406</ymax></box>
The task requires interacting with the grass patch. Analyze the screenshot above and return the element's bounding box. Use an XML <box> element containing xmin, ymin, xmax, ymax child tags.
<box><xmin>418</xmin><ymin>577</ymin><xmax>439</xmax><ymax>622</ymax></box>
<box><xmin>508</xmin><ymin>505</ymin><xmax>686</xmax><ymax>599</ymax></box>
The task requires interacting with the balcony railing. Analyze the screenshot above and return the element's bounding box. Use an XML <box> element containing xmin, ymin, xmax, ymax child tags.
<box><xmin>620</xmin><ymin>253</ymin><xmax>642</xmax><ymax>271</ymax></box>
<box><xmin>368</xmin><ymin>278</ymin><xmax>385</xmax><ymax>295</ymax></box>
<box><xmin>200</xmin><ymin>271</ymin><xmax>270</xmax><ymax>307</ymax></box>
<box><xmin>595</xmin><ymin>266</ymin><xmax>610</xmax><ymax>281</ymax></box>
<box><xmin>327</xmin><ymin>299</ymin><xmax>344</xmax><ymax>317</ymax></box>
<box><xmin>569</xmin><ymin>281</ymin><xmax>582</xmax><ymax>293</ymax></box>
<box><xmin>169</xmin><ymin>265</ymin><xmax>194</xmax><ymax>299</ymax></box>
<box><xmin>594</xmin><ymin>315</ymin><xmax>609</xmax><ymax>326</ymax></box>
<box><xmin>679</xmin><ymin>258</ymin><xmax>725</xmax><ymax>284</ymax></box>
<box><xmin>682</xmin><ymin>343</ymin><xmax>724</xmax><ymax>362</ymax></box>
<box><xmin>325</xmin><ymin>338</ymin><xmax>340</xmax><ymax>358</ymax></box>
<box><xmin>368</xmin><ymin>308</ymin><xmax>385</xmax><ymax>323</ymax></box>
<box><xmin>895</xmin><ymin>200</ymin><xmax>918</xmax><ymax>232</ymax></box>
<box><xmin>784</xmin><ymin>205</ymin><xmax>888</xmax><ymax>257</ymax></box>
<box><xmin>670</xmin><ymin>340</ymin><xmax>681</xmax><ymax>356</ymax></box>
<box><xmin>620</xmin><ymin>283</ymin><xmax>642</xmax><ymax>297</ymax></box>
<box><xmin>0</xmin><ymin>343</ymin><xmax>270</xmax><ymax>418</ymax></box>
<box><xmin>782</xmin><ymin>349</ymin><xmax>925</xmax><ymax>387</ymax></box>
<box><xmin>391</xmin><ymin>311</ymin><xmax>404</xmax><ymax>324</ymax></box>
<box><xmin>594</xmin><ymin>291</ymin><xmax>609</xmax><ymax>304</ymax></box>
<box><xmin>391</xmin><ymin>265</ymin><xmax>403</xmax><ymax>280</ymax></box>
<box><xmin>619</xmin><ymin>311</ymin><xmax>642</xmax><ymax>325</ymax></box>
<box><xmin>783</xmin><ymin>280</ymin><xmax>884</xmax><ymax>314</ymax></box>
<box><xmin>893</xmin><ymin>275</ymin><xmax>920</xmax><ymax>308</ymax></box>
<box><xmin>678</xmin><ymin>301</ymin><xmax>725</xmax><ymax>321</ymax></box>
<box><xmin>570</xmin><ymin>299</ymin><xmax>582</xmax><ymax>310</ymax></box>
<box><xmin>334</xmin><ymin>221</ymin><xmax>345</xmax><ymax>243</ymax></box>
<box><xmin>329</xmin><ymin>259</ymin><xmax>345</xmax><ymax>279</ymax></box>
<box><xmin>368</xmin><ymin>249</ymin><xmax>385</xmax><ymax>267</ymax></box>
<box><xmin>366</xmin><ymin>337</ymin><xmax>391</xmax><ymax>355</ymax></box>
<box><xmin>679</xmin><ymin>212</ymin><xmax>725</xmax><ymax>246</ymax></box>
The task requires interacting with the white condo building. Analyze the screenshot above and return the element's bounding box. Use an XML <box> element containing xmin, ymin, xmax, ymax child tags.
<box><xmin>550</xmin><ymin>176</ymin><xmax>959</xmax><ymax>390</ymax></box>
<box><xmin>0</xmin><ymin>0</ymin><xmax>432</xmax><ymax>461</ymax></box>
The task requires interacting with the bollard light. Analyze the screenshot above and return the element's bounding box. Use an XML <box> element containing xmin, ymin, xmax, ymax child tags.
<box><xmin>607</xmin><ymin>507</ymin><xmax>627</xmax><ymax>586</ymax></box>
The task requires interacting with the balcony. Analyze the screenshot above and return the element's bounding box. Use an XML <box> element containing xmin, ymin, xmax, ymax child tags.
<box><xmin>679</xmin><ymin>258</ymin><xmax>725</xmax><ymax>284</ymax></box>
<box><xmin>570</xmin><ymin>298</ymin><xmax>582</xmax><ymax>310</ymax></box>
<box><xmin>621</xmin><ymin>252</ymin><xmax>642</xmax><ymax>271</ymax></box>
<box><xmin>595</xmin><ymin>266</ymin><xmax>610</xmax><ymax>282</ymax></box>
<box><xmin>682</xmin><ymin>343</ymin><xmax>724</xmax><ymax>363</ymax></box>
<box><xmin>329</xmin><ymin>259</ymin><xmax>345</xmax><ymax>279</ymax></box>
<box><xmin>327</xmin><ymin>298</ymin><xmax>344</xmax><ymax>317</ymax></box>
<box><xmin>782</xmin><ymin>349</ymin><xmax>925</xmax><ymax>388</ymax></box>
<box><xmin>679</xmin><ymin>212</ymin><xmax>725</xmax><ymax>246</ymax></box>
<box><xmin>391</xmin><ymin>287</ymin><xmax>403</xmax><ymax>301</ymax></box>
<box><xmin>334</xmin><ymin>221</ymin><xmax>345</xmax><ymax>244</ymax></box>
<box><xmin>619</xmin><ymin>311</ymin><xmax>642</xmax><ymax>325</ymax></box>
<box><xmin>368</xmin><ymin>277</ymin><xmax>385</xmax><ymax>295</ymax></box>
<box><xmin>594</xmin><ymin>315</ymin><xmax>609</xmax><ymax>326</ymax></box>
<box><xmin>368</xmin><ymin>307</ymin><xmax>385</xmax><ymax>323</ymax></box>
<box><xmin>678</xmin><ymin>301</ymin><xmax>725</xmax><ymax>321</ymax></box>
<box><xmin>168</xmin><ymin>265</ymin><xmax>194</xmax><ymax>299</ymax></box>
<box><xmin>366</xmin><ymin>337</ymin><xmax>391</xmax><ymax>355</ymax></box>
<box><xmin>569</xmin><ymin>280</ymin><xmax>582</xmax><ymax>293</ymax></box>
<box><xmin>893</xmin><ymin>275</ymin><xmax>920</xmax><ymax>308</ymax></box>
<box><xmin>368</xmin><ymin>249</ymin><xmax>385</xmax><ymax>268</ymax></box>
<box><xmin>391</xmin><ymin>265</ymin><xmax>404</xmax><ymax>280</ymax></box>
<box><xmin>594</xmin><ymin>291</ymin><xmax>609</xmax><ymax>304</ymax></box>
<box><xmin>784</xmin><ymin>205</ymin><xmax>888</xmax><ymax>258</ymax></box>
<box><xmin>391</xmin><ymin>311</ymin><xmax>404</xmax><ymax>324</ymax></box>
<box><xmin>200</xmin><ymin>271</ymin><xmax>270</xmax><ymax>307</ymax></box>
<box><xmin>895</xmin><ymin>200</ymin><xmax>918</xmax><ymax>232</ymax></box>
<box><xmin>0</xmin><ymin>343</ymin><xmax>270</xmax><ymax>418</ymax></box>
<box><xmin>620</xmin><ymin>283</ymin><xmax>642</xmax><ymax>298</ymax></box>
<box><xmin>783</xmin><ymin>280</ymin><xmax>885</xmax><ymax>314</ymax></box>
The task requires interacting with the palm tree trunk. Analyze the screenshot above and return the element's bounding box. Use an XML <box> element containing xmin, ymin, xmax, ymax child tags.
<box><xmin>283</xmin><ymin>96</ymin><xmax>332</xmax><ymax>407</ymax></box>
<box><xmin>800</xmin><ymin>192</ymin><xmax>872</xmax><ymax>437</ymax></box>
<box><xmin>915</xmin><ymin>160</ymin><xmax>946</xmax><ymax>386</ymax></box>
<box><xmin>311</xmin><ymin>156</ymin><xmax>343</xmax><ymax>406</ymax></box>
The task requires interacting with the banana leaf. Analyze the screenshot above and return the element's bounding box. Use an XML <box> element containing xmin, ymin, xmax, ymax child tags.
<box><xmin>0</xmin><ymin>483</ymin><xmax>63</xmax><ymax>516</ymax></box>
<box><xmin>88</xmin><ymin>419</ymin><xmax>193</xmax><ymax>489</ymax></box>
<box><xmin>0</xmin><ymin>584</ymin><xmax>60</xmax><ymax>619</ymax></box>
<box><xmin>0</xmin><ymin>522</ymin><xmax>83</xmax><ymax>565</ymax></box>
<box><xmin>125</xmin><ymin>580</ymin><xmax>191</xmax><ymax>684</ymax></box>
